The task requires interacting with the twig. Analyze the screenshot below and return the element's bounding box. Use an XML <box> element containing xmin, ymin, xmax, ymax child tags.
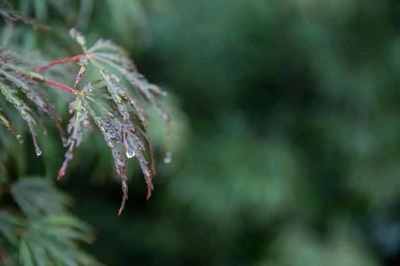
<box><xmin>19</xmin><ymin>69</ymin><xmax>78</xmax><ymax>95</ymax></box>
<box><xmin>40</xmin><ymin>78</ymin><xmax>78</xmax><ymax>95</ymax></box>
<box><xmin>35</xmin><ymin>54</ymin><xmax>91</xmax><ymax>73</ymax></box>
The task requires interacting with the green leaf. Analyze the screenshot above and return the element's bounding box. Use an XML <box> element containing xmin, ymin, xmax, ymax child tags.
<box><xmin>19</xmin><ymin>240</ymin><xmax>35</xmax><ymax>266</ymax></box>
<box><xmin>33</xmin><ymin>0</ymin><xmax>47</xmax><ymax>20</ymax></box>
<box><xmin>58</xmin><ymin>31</ymin><xmax>171</xmax><ymax>214</ymax></box>
<box><xmin>0</xmin><ymin>49</ymin><xmax>64</xmax><ymax>157</ymax></box>
<box><xmin>0</xmin><ymin>211</ymin><xmax>23</xmax><ymax>245</ymax></box>
<box><xmin>11</xmin><ymin>177</ymin><xmax>70</xmax><ymax>218</ymax></box>
<box><xmin>19</xmin><ymin>214</ymin><xmax>98</xmax><ymax>266</ymax></box>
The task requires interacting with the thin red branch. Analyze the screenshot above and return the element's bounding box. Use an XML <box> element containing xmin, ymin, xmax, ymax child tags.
<box><xmin>29</xmin><ymin>53</ymin><xmax>91</xmax><ymax>94</ymax></box>
<box><xmin>43</xmin><ymin>78</ymin><xmax>78</xmax><ymax>95</ymax></box>
<box><xmin>14</xmin><ymin>69</ymin><xmax>78</xmax><ymax>95</ymax></box>
<box><xmin>34</xmin><ymin>54</ymin><xmax>89</xmax><ymax>73</ymax></box>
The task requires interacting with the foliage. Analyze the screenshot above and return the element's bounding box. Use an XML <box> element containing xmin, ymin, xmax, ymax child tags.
<box><xmin>0</xmin><ymin>48</ymin><xmax>64</xmax><ymax>156</ymax></box>
<box><xmin>53</xmin><ymin>29</ymin><xmax>170</xmax><ymax>214</ymax></box>
<box><xmin>0</xmin><ymin>0</ymin><xmax>171</xmax><ymax>265</ymax></box>
<box><xmin>3</xmin><ymin>0</ymin><xmax>400</xmax><ymax>266</ymax></box>
<box><xmin>0</xmin><ymin>5</ymin><xmax>169</xmax><ymax>214</ymax></box>
<box><xmin>81</xmin><ymin>0</ymin><xmax>400</xmax><ymax>265</ymax></box>
<box><xmin>0</xmin><ymin>178</ymin><xmax>99</xmax><ymax>266</ymax></box>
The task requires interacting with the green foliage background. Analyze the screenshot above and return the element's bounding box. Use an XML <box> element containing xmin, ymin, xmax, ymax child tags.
<box><xmin>2</xmin><ymin>0</ymin><xmax>400</xmax><ymax>265</ymax></box>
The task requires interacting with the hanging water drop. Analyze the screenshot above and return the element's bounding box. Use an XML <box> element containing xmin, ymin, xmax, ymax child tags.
<box><xmin>16</xmin><ymin>134</ymin><xmax>23</xmax><ymax>144</ymax></box>
<box><xmin>34</xmin><ymin>145</ymin><xmax>42</xmax><ymax>157</ymax></box>
<box><xmin>27</xmin><ymin>124</ymin><xmax>42</xmax><ymax>157</ymax></box>
<box><xmin>126</xmin><ymin>149</ymin><xmax>136</xmax><ymax>159</ymax></box>
<box><xmin>163</xmin><ymin>152</ymin><xmax>172</xmax><ymax>164</ymax></box>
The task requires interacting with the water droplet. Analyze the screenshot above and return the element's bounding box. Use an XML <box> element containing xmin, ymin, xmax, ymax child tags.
<box><xmin>28</xmin><ymin>126</ymin><xmax>42</xmax><ymax>157</ymax></box>
<box><xmin>35</xmin><ymin>146</ymin><xmax>42</xmax><ymax>157</ymax></box>
<box><xmin>161</xmin><ymin>113</ymin><xmax>170</xmax><ymax>122</ymax></box>
<box><xmin>16</xmin><ymin>134</ymin><xmax>23</xmax><ymax>144</ymax></box>
<box><xmin>163</xmin><ymin>152</ymin><xmax>172</xmax><ymax>164</ymax></box>
<box><xmin>126</xmin><ymin>149</ymin><xmax>135</xmax><ymax>159</ymax></box>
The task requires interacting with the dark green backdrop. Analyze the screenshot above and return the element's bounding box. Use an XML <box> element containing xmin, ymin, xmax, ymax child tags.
<box><xmin>5</xmin><ymin>0</ymin><xmax>400</xmax><ymax>265</ymax></box>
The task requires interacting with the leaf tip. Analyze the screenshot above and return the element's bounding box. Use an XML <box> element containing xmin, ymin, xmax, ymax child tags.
<box><xmin>145</xmin><ymin>177</ymin><xmax>154</xmax><ymax>200</ymax></box>
<box><xmin>117</xmin><ymin>180</ymin><xmax>128</xmax><ymax>215</ymax></box>
<box><xmin>57</xmin><ymin>165</ymin><xmax>66</xmax><ymax>181</ymax></box>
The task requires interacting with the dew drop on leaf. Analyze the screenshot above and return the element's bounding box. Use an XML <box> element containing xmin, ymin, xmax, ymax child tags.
<box><xmin>126</xmin><ymin>150</ymin><xmax>136</xmax><ymax>159</ymax></box>
<box><xmin>164</xmin><ymin>152</ymin><xmax>172</xmax><ymax>164</ymax></box>
<box><xmin>34</xmin><ymin>145</ymin><xmax>42</xmax><ymax>157</ymax></box>
<box><xmin>126</xmin><ymin>150</ymin><xmax>135</xmax><ymax>159</ymax></box>
<box><xmin>16</xmin><ymin>134</ymin><xmax>23</xmax><ymax>144</ymax></box>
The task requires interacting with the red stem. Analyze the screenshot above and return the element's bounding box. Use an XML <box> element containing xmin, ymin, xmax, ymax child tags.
<box><xmin>35</xmin><ymin>54</ymin><xmax>88</xmax><ymax>73</ymax></box>
<box><xmin>43</xmin><ymin>78</ymin><xmax>78</xmax><ymax>95</ymax></box>
<box><xmin>30</xmin><ymin>53</ymin><xmax>91</xmax><ymax>94</ymax></box>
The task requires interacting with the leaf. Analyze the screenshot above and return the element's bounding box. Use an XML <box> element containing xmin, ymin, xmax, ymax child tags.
<box><xmin>0</xmin><ymin>109</ymin><xmax>21</xmax><ymax>141</ymax></box>
<box><xmin>32</xmin><ymin>215</ymin><xmax>93</xmax><ymax>243</ymax></box>
<box><xmin>0</xmin><ymin>30</ymin><xmax>171</xmax><ymax>214</ymax></box>
<box><xmin>29</xmin><ymin>244</ymin><xmax>47</xmax><ymax>266</ymax></box>
<box><xmin>19</xmin><ymin>215</ymin><xmax>98</xmax><ymax>266</ymax></box>
<box><xmin>0</xmin><ymin>2</ymin><xmax>37</xmax><ymax>26</ymax></box>
<box><xmin>88</xmin><ymin>39</ymin><xmax>170</xmax><ymax>123</ymax></box>
<box><xmin>0</xmin><ymin>175</ymin><xmax>99</xmax><ymax>266</ymax></box>
<box><xmin>0</xmin><ymin>79</ymin><xmax>41</xmax><ymax>156</ymax></box>
<box><xmin>11</xmin><ymin>177</ymin><xmax>70</xmax><ymax>218</ymax></box>
<box><xmin>0</xmin><ymin>49</ymin><xmax>65</xmax><ymax>156</ymax></box>
<box><xmin>58</xmin><ymin>95</ymin><xmax>89</xmax><ymax>179</ymax></box>
<box><xmin>56</xmin><ymin>31</ymin><xmax>170</xmax><ymax>214</ymax></box>
<box><xmin>1</xmin><ymin>178</ymin><xmax>99</xmax><ymax>266</ymax></box>
<box><xmin>19</xmin><ymin>240</ymin><xmax>34</xmax><ymax>266</ymax></box>
<box><xmin>9</xmin><ymin>0</ymin><xmax>73</xmax><ymax>21</ymax></box>
<box><xmin>0</xmin><ymin>211</ymin><xmax>23</xmax><ymax>245</ymax></box>
<box><xmin>33</xmin><ymin>0</ymin><xmax>47</xmax><ymax>20</ymax></box>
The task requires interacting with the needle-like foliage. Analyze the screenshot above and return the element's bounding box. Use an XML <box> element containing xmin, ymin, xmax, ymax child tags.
<box><xmin>0</xmin><ymin>178</ymin><xmax>99</xmax><ymax>266</ymax></box>
<box><xmin>0</xmin><ymin>28</ymin><xmax>170</xmax><ymax>214</ymax></box>
<box><xmin>0</xmin><ymin>49</ymin><xmax>64</xmax><ymax>156</ymax></box>
<box><xmin>47</xmin><ymin>30</ymin><xmax>170</xmax><ymax>215</ymax></box>
<box><xmin>0</xmin><ymin>1</ymin><xmax>172</xmax><ymax>265</ymax></box>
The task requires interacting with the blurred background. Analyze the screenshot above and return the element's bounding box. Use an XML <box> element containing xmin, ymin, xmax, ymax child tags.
<box><xmin>3</xmin><ymin>0</ymin><xmax>400</xmax><ymax>265</ymax></box>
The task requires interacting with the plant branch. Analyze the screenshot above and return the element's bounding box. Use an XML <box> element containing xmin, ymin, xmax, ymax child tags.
<box><xmin>35</xmin><ymin>54</ymin><xmax>91</xmax><ymax>73</ymax></box>
<box><xmin>2</xmin><ymin>63</ymin><xmax>79</xmax><ymax>95</ymax></box>
<box><xmin>23</xmin><ymin>70</ymin><xmax>78</xmax><ymax>95</ymax></box>
<box><xmin>40</xmin><ymin>78</ymin><xmax>78</xmax><ymax>95</ymax></box>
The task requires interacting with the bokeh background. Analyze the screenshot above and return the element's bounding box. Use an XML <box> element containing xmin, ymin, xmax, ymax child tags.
<box><xmin>4</xmin><ymin>0</ymin><xmax>400</xmax><ymax>265</ymax></box>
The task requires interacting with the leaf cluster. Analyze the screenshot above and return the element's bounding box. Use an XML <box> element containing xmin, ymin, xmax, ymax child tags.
<box><xmin>59</xmin><ymin>30</ymin><xmax>170</xmax><ymax>214</ymax></box>
<box><xmin>0</xmin><ymin>178</ymin><xmax>99</xmax><ymax>266</ymax></box>
<box><xmin>0</xmin><ymin>48</ymin><xmax>63</xmax><ymax>156</ymax></box>
<box><xmin>0</xmin><ymin>28</ymin><xmax>170</xmax><ymax>214</ymax></box>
